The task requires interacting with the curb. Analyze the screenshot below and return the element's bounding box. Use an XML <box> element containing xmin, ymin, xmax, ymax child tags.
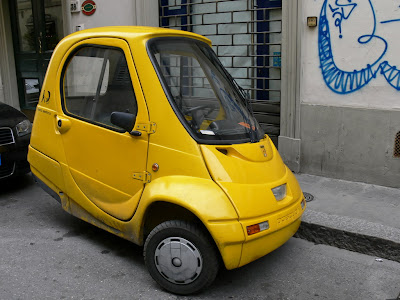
<box><xmin>295</xmin><ymin>221</ymin><xmax>400</xmax><ymax>263</ymax></box>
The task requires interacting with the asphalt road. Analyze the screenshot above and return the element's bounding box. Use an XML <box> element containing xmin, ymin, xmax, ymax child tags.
<box><xmin>0</xmin><ymin>175</ymin><xmax>399</xmax><ymax>300</ymax></box>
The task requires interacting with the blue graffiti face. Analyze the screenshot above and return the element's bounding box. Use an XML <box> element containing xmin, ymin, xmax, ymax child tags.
<box><xmin>319</xmin><ymin>0</ymin><xmax>400</xmax><ymax>94</ymax></box>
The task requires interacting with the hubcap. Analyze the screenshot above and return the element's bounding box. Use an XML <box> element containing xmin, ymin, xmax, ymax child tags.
<box><xmin>154</xmin><ymin>237</ymin><xmax>203</xmax><ymax>284</ymax></box>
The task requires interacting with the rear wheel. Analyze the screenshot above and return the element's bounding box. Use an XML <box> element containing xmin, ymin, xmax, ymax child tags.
<box><xmin>144</xmin><ymin>220</ymin><xmax>220</xmax><ymax>295</ymax></box>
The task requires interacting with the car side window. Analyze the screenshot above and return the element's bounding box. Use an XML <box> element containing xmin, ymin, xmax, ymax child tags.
<box><xmin>62</xmin><ymin>46</ymin><xmax>137</xmax><ymax>130</ymax></box>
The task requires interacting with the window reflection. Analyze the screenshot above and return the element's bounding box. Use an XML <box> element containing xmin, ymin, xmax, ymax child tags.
<box><xmin>15</xmin><ymin>0</ymin><xmax>63</xmax><ymax>53</ymax></box>
<box><xmin>16</xmin><ymin>0</ymin><xmax>35</xmax><ymax>52</ymax></box>
<box><xmin>44</xmin><ymin>0</ymin><xmax>63</xmax><ymax>50</ymax></box>
<box><xmin>24</xmin><ymin>78</ymin><xmax>40</xmax><ymax>106</ymax></box>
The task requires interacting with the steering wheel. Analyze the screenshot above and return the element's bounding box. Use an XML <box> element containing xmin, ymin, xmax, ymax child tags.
<box><xmin>184</xmin><ymin>105</ymin><xmax>214</xmax><ymax>131</ymax></box>
<box><xmin>184</xmin><ymin>105</ymin><xmax>209</xmax><ymax>114</ymax></box>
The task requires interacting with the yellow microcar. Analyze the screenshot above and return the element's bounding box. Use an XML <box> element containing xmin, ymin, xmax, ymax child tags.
<box><xmin>28</xmin><ymin>26</ymin><xmax>305</xmax><ymax>295</ymax></box>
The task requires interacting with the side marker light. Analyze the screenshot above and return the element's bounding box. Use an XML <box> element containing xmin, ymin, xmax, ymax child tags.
<box><xmin>247</xmin><ymin>221</ymin><xmax>269</xmax><ymax>235</ymax></box>
<box><xmin>152</xmin><ymin>163</ymin><xmax>159</xmax><ymax>172</ymax></box>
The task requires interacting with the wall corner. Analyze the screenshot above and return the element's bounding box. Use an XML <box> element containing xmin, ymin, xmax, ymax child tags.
<box><xmin>278</xmin><ymin>136</ymin><xmax>301</xmax><ymax>173</ymax></box>
<box><xmin>280</xmin><ymin>0</ymin><xmax>302</xmax><ymax>173</ymax></box>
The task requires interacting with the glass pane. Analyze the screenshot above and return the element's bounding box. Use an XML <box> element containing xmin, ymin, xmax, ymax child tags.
<box><xmin>16</xmin><ymin>0</ymin><xmax>35</xmax><ymax>52</ymax></box>
<box><xmin>150</xmin><ymin>39</ymin><xmax>264</xmax><ymax>143</ymax></box>
<box><xmin>24</xmin><ymin>78</ymin><xmax>40</xmax><ymax>106</ymax></box>
<box><xmin>44</xmin><ymin>0</ymin><xmax>63</xmax><ymax>50</ymax></box>
<box><xmin>64</xmin><ymin>47</ymin><xmax>137</xmax><ymax>129</ymax></box>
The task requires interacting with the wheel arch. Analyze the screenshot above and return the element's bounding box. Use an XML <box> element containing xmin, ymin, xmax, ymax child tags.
<box><xmin>132</xmin><ymin>176</ymin><xmax>244</xmax><ymax>269</ymax></box>
<box><xmin>142</xmin><ymin>201</ymin><xmax>200</xmax><ymax>238</ymax></box>
<box><xmin>141</xmin><ymin>201</ymin><xmax>225</xmax><ymax>268</ymax></box>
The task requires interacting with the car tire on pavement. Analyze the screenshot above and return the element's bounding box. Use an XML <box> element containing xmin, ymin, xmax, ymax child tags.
<box><xmin>144</xmin><ymin>220</ymin><xmax>220</xmax><ymax>295</ymax></box>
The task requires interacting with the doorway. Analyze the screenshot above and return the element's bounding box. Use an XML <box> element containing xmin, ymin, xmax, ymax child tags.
<box><xmin>9</xmin><ymin>0</ymin><xmax>63</xmax><ymax>119</ymax></box>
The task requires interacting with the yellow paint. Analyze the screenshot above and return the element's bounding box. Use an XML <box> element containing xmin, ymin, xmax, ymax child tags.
<box><xmin>28</xmin><ymin>26</ymin><xmax>305</xmax><ymax>270</ymax></box>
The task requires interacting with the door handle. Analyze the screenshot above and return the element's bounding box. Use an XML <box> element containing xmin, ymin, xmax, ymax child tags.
<box><xmin>56</xmin><ymin>116</ymin><xmax>71</xmax><ymax>134</ymax></box>
<box><xmin>38</xmin><ymin>32</ymin><xmax>43</xmax><ymax>54</ymax></box>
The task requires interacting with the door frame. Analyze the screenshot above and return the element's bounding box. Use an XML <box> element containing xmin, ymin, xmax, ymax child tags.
<box><xmin>0</xmin><ymin>0</ymin><xmax>19</xmax><ymax>109</ymax></box>
<box><xmin>9</xmin><ymin>0</ymin><xmax>42</xmax><ymax>113</ymax></box>
<box><xmin>6</xmin><ymin>0</ymin><xmax>67</xmax><ymax>119</ymax></box>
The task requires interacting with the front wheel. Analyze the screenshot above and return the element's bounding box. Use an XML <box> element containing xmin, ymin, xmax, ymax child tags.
<box><xmin>144</xmin><ymin>220</ymin><xmax>220</xmax><ymax>295</ymax></box>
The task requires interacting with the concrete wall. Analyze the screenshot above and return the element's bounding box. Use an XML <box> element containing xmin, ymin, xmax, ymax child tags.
<box><xmin>301</xmin><ymin>104</ymin><xmax>400</xmax><ymax>187</ymax></box>
<box><xmin>299</xmin><ymin>0</ymin><xmax>400</xmax><ymax>187</ymax></box>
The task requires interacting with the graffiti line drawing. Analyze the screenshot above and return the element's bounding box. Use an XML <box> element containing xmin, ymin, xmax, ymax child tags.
<box><xmin>41</xmin><ymin>90</ymin><xmax>51</xmax><ymax>104</ymax></box>
<box><xmin>381</xmin><ymin>18</ymin><xmax>400</xmax><ymax>24</ymax></box>
<box><xmin>319</xmin><ymin>0</ymin><xmax>400</xmax><ymax>94</ymax></box>
<box><xmin>328</xmin><ymin>0</ymin><xmax>357</xmax><ymax>38</ymax></box>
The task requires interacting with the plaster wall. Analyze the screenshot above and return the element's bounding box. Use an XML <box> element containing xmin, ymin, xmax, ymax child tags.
<box><xmin>301</xmin><ymin>0</ymin><xmax>400</xmax><ymax>110</ymax></box>
<box><xmin>298</xmin><ymin>0</ymin><xmax>400</xmax><ymax>187</ymax></box>
<box><xmin>69</xmin><ymin>0</ymin><xmax>158</xmax><ymax>33</ymax></box>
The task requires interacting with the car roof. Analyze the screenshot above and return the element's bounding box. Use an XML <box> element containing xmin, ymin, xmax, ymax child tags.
<box><xmin>64</xmin><ymin>26</ymin><xmax>211</xmax><ymax>46</ymax></box>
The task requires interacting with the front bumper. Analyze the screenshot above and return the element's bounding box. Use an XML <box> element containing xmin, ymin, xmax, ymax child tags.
<box><xmin>239</xmin><ymin>216</ymin><xmax>302</xmax><ymax>267</ymax></box>
<box><xmin>0</xmin><ymin>135</ymin><xmax>30</xmax><ymax>179</ymax></box>
<box><xmin>208</xmin><ymin>193</ymin><xmax>305</xmax><ymax>270</ymax></box>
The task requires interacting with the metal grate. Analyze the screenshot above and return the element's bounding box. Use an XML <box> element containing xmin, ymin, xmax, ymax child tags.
<box><xmin>0</xmin><ymin>162</ymin><xmax>15</xmax><ymax>179</ymax></box>
<box><xmin>303</xmin><ymin>192</ymin><xmax>315</xmax><ymax>202</ymax></box>
<box><xmin>0</xmin><ymin>128</ymin><xmax>15</xmax><ymax>146</ymax></box>
<box><xmin>394</xmin><ymin>131</ymin><xmax>400</xmax><ymax>158</ymax></box>
<box><xmin>159</xmin><ymin>0</ymin><xmax>282</xmax><ymax>144</ymax></box>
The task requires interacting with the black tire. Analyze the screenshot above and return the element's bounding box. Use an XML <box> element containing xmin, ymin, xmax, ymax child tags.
<box><xmin>144</xmin><ymin>220</ymin><xmax>220</xmax><ymax>295</ymax></box>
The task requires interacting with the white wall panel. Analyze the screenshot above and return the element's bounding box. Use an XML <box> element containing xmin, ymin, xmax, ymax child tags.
<box><xmin>301</xmin><ymin>0</ymin><xmax>400</xmax><ymax>110</ymax></box>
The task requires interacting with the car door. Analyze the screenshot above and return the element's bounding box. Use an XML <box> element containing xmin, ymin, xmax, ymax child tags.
<box><xmin>57</xmin><ymin>38</ymin><xmax>149</xmax><ymax>221</ymax></box>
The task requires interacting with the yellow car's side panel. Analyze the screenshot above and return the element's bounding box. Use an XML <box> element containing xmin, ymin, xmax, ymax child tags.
<box><xmin>28</xmin><ymin>145</ymin><xmax>65</xmax><ymax>192</ymax></box>
<box><xmin>68</xmin><ymin>168</ymin><xmax>143</xmax><ymax>221</ymax></box>
<box><xmin>146</xmin><ymin>143</ymin><xmax>211</xmax><ymax>182</ymax></box>
<box><xmin>58</xmin><ymin>161</ymin><xmax>131</xmax><ymax>233</ymax></box>
<box><xmin>56</xmin><ymin>167</ymin><xmax>246</xmax><ymax>269</ymax></box>
<box><xmin>56</xmin><ymin>38</ymin><xmax>149</xmax><ymax>221</ymax></box>
<box><xmin>130</xmin><ymin>36</ymin><xmax>211</xmax><ymax>171</ymax></box>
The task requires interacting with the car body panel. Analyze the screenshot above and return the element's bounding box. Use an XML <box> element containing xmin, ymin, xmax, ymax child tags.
<box><xmin>28</xmin><ymin>26</ymin><xmax>305</xmax><ymax>272</ymax></box>
<box><xmin>0</xmin><ymin>102</ymin><xmax>27</xmax><ymax>127</ymax></box>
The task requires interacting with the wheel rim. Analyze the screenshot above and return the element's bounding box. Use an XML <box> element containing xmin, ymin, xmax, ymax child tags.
<box><xmin>154</xmin><ymin>237</ymin><xmax>203</xmax><ymax>284</ymax></box>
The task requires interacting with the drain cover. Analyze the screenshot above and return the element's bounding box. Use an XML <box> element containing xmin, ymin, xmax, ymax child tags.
<box><xmin>303</xmin><ymin>192</ymin><xmax>314</xmax><ymax>202</ymax></box>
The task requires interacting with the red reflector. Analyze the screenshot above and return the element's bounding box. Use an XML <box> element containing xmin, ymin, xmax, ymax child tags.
<box><xmin>247</xmin><ymin>224</ymin><xmax>260</xmax><ymax>235</ymax></box>
<box><xmin>152</xmin><ymin>163</ymin><xmax>159</xmax><ymax>172</ymax></box>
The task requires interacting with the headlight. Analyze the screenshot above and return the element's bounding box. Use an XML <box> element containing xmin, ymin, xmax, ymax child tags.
<box><xmin>272</xmin><ymin>184</ymin><xmax>287</xmax><ymax>201</ymax></box>
<box><xmin>16</xmin><ymin>119</ymin><xmax>32</xmax><ymax>137</ymax></box>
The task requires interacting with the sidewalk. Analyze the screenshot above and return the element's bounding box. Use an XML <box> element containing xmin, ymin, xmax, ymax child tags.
<box><xmin>294</xmin><ymin>174</ymin><xmax>400</xmax><ymax>263</ymax></box>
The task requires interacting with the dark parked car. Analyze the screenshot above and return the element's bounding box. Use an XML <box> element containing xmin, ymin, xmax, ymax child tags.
<box><xmin>0</xmin><ymin>102</ymin><xmax>31</xmax><ymax>179</ymax></box>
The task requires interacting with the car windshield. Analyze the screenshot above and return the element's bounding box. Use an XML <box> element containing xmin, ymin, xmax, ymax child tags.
<box><xmin>148</xmin><ymin>38</ymin><xmax>264</xmax><ymax>144</ymax></box>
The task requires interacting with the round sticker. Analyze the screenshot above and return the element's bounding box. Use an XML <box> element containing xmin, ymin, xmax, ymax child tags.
<box><xmin>81</xmin><ymin>0</ymin><xmax>96</xmax><ymax>16</ymax></box>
